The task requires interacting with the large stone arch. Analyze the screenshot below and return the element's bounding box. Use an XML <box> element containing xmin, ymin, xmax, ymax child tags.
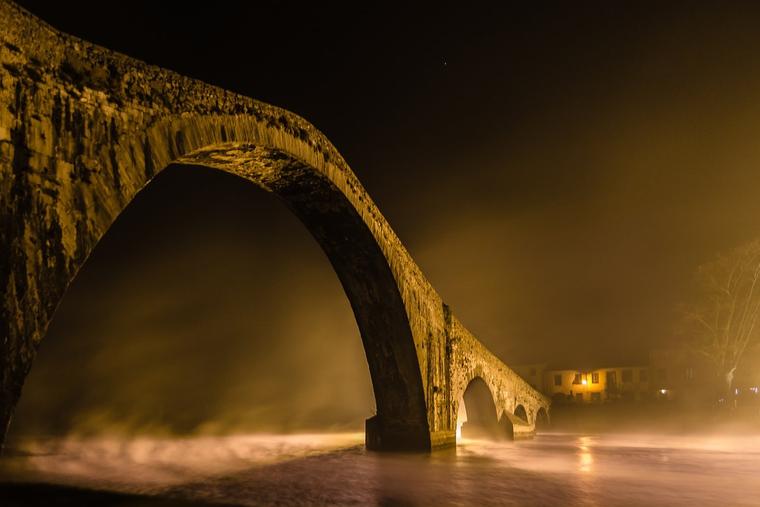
<box><xmin>0</xmin><ymin>81</ymin><xmax>438</xmax><ymax>450</ymax></box>
<box><xmin>0</xmin><ymin>0</ymin><xmax>548</xmax><ymax>452</ymax></box>
<box><xmin>0</xmin><ymin>3</ymin><xmax>436</xmax><ymax>449</ymax></box>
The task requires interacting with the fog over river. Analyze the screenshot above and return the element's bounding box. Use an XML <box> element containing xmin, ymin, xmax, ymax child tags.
<box><xmin>2</xmin><ymin>432</ymin><xmax>759</xmax><ymax>506</ymax></box>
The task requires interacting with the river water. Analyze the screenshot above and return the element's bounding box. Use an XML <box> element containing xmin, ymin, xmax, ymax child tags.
<box><xmin>2</xmin><ymin>431</ymin><xmax>759</xmax><ymax>506</ymax></box>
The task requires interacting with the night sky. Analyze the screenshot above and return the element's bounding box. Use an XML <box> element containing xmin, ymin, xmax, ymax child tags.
<box><xmin>11</xmin><ymin>1</ymin><xmax>760</xmax><ymax>436</ymax></box>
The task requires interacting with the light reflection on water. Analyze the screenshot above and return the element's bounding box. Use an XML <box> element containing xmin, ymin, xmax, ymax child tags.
<box><xmin>576</xmin><ymin>435</ymin><xmax>594</xmax><ymax>473</ymax></box>
<box><xmin>2</xmin><ymin>432</ymin><xmax>760</xmax><ymax>506</ymax></box>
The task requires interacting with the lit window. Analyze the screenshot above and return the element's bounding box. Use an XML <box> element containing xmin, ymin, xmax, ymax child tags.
<box><xmin>592</xmin><ymin>372</ymin><xmax>599</xmax><ymax>384</ymax></box>
<box><xmin>750</xmin><ymin>387</ymin><xmax>759</xmax><ymax>394</ymax></box>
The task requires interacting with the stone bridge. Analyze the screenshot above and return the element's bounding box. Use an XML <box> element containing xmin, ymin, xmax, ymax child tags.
<box><xmin>0</xmin><ymin>1</ymin><xmax>549</xmax><ymax>451</ymax></box>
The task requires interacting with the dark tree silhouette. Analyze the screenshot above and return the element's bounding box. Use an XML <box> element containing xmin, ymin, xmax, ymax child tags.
<box><xmin>685</xmin><ymin>239</ymin><xmax>760</xmax><ymax>400</ymax></box>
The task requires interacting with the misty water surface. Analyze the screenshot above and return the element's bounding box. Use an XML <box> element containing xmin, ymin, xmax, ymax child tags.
<box><xmin>2</xmin><ymin>432</ymin><xmax>759</xmax><ymax>506</ymax></box>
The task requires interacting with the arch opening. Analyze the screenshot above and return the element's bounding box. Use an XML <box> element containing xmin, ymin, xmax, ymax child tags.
<box><xmin>7</xmin><ymin>166</ymin><xmax>378</xmax><ymax>441</ymax></box>
<box><xmin>457</xmin><ymin>377</ymin><xmax>507</xmax><ymax>442</ymax></box>
<box><xmin>514</xmin><ymin>404</ymin><xmax>528</xmax><ymax>423</ymax></box>
<box><xmin>535</xmin><ymin>407</ymin><xmax>550</xmax><ymax>430</ymax></box>
<box><xmin>1</xmin><ymin>136</ymin><xmax>432</xmax><ymax>451</ymax></box>
<box><xmin>204</xmin><ymin>153</ymin><xmax>431</xmax><ymax>451</ymax></box>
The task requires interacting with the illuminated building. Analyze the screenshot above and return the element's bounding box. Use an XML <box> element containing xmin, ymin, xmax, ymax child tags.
<box><xmin>517</xmin><ymin>345</ymin><xmax>760</xmax><ymax>406</ymax></box>
<box><xmin>515</xmin><ymin>364</ymin><xmax>650</xmax><ymax>403</ymax></box>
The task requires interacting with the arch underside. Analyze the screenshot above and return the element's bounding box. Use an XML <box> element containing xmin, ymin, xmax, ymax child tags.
<box><xmin>175</xmin><ymin>144</ymin><xmax>431</xmax><ymax>447</ymax></box>
<box><xmin>0</xmin><ymin>139</ymin><xmax>430</xmax><ymax>451</ymax></box>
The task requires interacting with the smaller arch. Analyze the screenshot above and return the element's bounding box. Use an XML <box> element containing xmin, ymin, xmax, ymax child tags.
<box><xmin>514</xmin><ymin>404</ymin><xmax>528</xmax><ymax>423</ymax></box>
<box><xmin>457</xmin><ymin>377</ymin><xmax>507</xmax><ymax>442</ymax></box>
<box><xmin>506</xmin><ymin>403</ymin><xmax>537</xmax><ymax>440</ymax></box>
<box><xmin>535</xmin><ymin>407</ymin><xmax>550</xmax><ymax>430</ymax></box>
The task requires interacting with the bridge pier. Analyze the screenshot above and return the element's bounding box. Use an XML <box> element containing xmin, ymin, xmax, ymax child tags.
<box><xmin>364</xmin><ymin>416</ymin><xmax>446</xmax><ymax>452</ymax></box>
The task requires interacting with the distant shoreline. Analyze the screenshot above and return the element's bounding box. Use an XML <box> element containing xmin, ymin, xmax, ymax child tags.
<box><xmin>548</xmin><ymin>400</ymin><xmax>760</xmax><ymax>434</ymax></box>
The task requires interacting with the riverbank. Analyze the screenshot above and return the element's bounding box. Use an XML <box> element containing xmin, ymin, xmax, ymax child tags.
<box><xmin>0</xmin><ymin>482</ymin><xmax>227</xmax><ymax>507</ymax></box>
<box><xmin>549</xmin><ymin>400</ymin><xmax>760</xmax><ymax>434</ymax></box>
